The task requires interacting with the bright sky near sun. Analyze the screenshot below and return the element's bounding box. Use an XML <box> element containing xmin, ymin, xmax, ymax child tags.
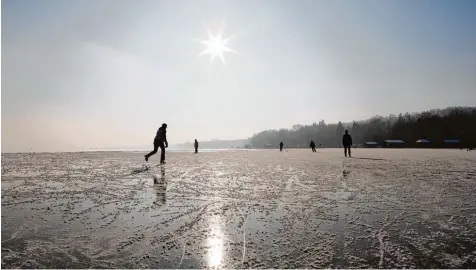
<box><xmin>2</xmin><ymin>0</ymin><xmax>476</xmax><ymax>152</ymax></box>
<box><xmin>199</xmin><ymin>27</ymin><xmax>237</xmax><ymax>65</ymax></box>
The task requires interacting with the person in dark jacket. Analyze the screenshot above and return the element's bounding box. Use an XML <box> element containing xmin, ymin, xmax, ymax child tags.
<box><xmin>342</xmin><ymin>129</ymin><xmax>352</xmax><ymax>157</ymax></box>
<box><xmin>194</xmin><ymin>139</ymin><xmax>199</xmax><ymax>154</ymax></box>
<box><xmin>145</xmin><ymin>123</ymin><xmax>168</xmax><ymax>164</ymax></box>
<box><xmin>310</xmin><ymin>140</ymin><xmax>316</xmax><ymax>152</ymax></box>
<box><xmin>279</xmin><ymin>141</ymin><xmax>284</xmax><ymax>152</ymax></box>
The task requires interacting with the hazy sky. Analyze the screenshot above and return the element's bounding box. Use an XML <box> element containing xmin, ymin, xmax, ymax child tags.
<box><xmin>2</xmin><ymin>0</ymin><xmax>476</xmax><ymax>152</ymax></box>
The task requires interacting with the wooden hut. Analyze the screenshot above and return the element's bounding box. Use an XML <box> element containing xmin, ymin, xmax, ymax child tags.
<box><xmin>383</xmin><ymin>140</ymin><xmax>405</xmax><ymax>148</ymax></box>
<box><xmin>416</xmin><ymin>139</ymin><xmax>431</xmax><ymax>148</ymax></box>
<box><xmin>443</xmin><ymin>139</ymin><xmax>460</xmax><ymax>149</ymax></box>
<box><xmin>364</xmin><ymin>141</ymin><xmax>378</xmax><ymax>148</ymax></box>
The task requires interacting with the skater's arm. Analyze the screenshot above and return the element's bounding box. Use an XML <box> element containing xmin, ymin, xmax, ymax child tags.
<box><xmin>350</xmin><ymin>136</ymin><xmax>353</xmax><ymax>146</ymax></box>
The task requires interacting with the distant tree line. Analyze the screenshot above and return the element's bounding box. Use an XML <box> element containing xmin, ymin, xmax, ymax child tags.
<box><xmin>248</xmin><ymin>107</ymin><xmax>476</xmax><ymax>148</ymax></box>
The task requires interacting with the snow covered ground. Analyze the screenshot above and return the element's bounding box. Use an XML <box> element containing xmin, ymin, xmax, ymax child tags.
<box><xmin>1</xmin><ymin>149</ymin><xmax>475</xmax><ymax>268</ymax></box>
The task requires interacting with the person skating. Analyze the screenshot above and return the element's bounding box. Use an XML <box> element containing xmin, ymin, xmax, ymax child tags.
<box><xmin>310</xmin><ymin>140</ymin><xmax>316</xmax><ymax>152</ymax></box>
<box><xmin>279</xmin><ymin>141</ymin><xmax>284</xmax><ymax>152</ymax></box>
<box><xmin>194</xmin><ymin>139</ymin><xmax>199</xmax><ymax>154</ymax></box>
<box><xmin>145</xmin><ymin>123</ymin><xmax>168</xmax><ymax>164</ymax></box>
<box><xmin>342</xmin><ymin>129</ymin><xmax>353</xmax><ymax>157</ymax></box>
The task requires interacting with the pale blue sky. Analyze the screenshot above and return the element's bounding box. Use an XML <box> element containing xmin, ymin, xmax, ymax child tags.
<box><xmin>2</xmin><ymin>0</ymin><xmax>475</xmax><ymax>152</ymax></box>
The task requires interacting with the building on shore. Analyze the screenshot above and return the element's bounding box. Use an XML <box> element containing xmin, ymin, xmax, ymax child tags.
<box><xmin>443</xmin><ymin>139</ymin><xmax>460</xmax><ymax>149</ymax></box>
<box><xmin>416</xmin><ymin>138</ymin><xmax>431</xmax><ymax>148</ymax></box>
<box><xmin>263</xmin><ymin>144</ymin><xmax>274</xmax><ymax>149</ymax></box>
<box><xmin>383</xmin><ymin>140</ymin><xmax>405</xmax><ymax>148</ymax></box>
<box><xmin>364</xmin><ymin>141</ymin><xmax>378</xmax><ymax>148</ymax></box>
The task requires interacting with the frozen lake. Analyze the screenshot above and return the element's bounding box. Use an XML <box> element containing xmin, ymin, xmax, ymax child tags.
<box><xmin>1</xmin><ymin>149</ymin><xmax>476</xmax><ymax>268</ymax></box>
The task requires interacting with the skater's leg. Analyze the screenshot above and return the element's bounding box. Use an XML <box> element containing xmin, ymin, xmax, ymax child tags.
<box><xmin>349</xmin><ymin>147</ymin><xmax>351</xmax><ymax>157</ymax></box>
<box><xmin>159</xmin><ymin>141</ymin><xmax>166</xmax><ymax>163</ymax></box>
<box><xmin>145</xmin><ymin>141</ymin><xmax>159</xmax><ymax>161</ymax></box>
<box><xmin>344</xmin><ymin>146</ymin><xmax>348</xmax><ymax>157</ymax></box>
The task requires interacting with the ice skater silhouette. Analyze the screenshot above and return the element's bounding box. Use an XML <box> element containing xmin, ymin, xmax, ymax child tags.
<box><xmin>145</xmin><ymin>123</ymin><xmax>168</xmax><ymax>164</ymax></box>
<box><xmin>194</xmin><ymin>139</ymin><xmax>199</xmax><ymax>154</ymax></box>
<box><xmin>342</xmin><ymin>129</ymin><xmax>353</xmax><ymax>157</ymax></box>
<box><xmin>310</xmin><ymin>140</ymin><xmax>316</xmax><ymax>152</ymax></box>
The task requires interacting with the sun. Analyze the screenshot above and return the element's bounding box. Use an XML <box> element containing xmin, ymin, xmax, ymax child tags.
<box><xmin>199</xmin><ymin>28</ymin><xmax>236</xmax><ymax>65</ymax></box>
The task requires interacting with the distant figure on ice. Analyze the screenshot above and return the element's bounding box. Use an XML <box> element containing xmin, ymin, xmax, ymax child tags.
<box><xmin>280</xmin><ymin>141</ymin><xmax>284</xmax><ymax>152</ymax></box>
<box><xmin>194</xmin><ymin>139</ymin><xmax>199</xmax><ymax>154</ymax></box>
<box><xmin>310</xmin><ymin>140</ymin><xmax>316</xmax><ymax>152</ymax></box>
<box><xmin>342</xmin><ymin>129</ymin><xmax>353</xmax><ymax>158</ymax></box>
<box><xmin>145</xmin><ymin>123</ymin><xmax>168</xmax><ymax>164</ymax></box>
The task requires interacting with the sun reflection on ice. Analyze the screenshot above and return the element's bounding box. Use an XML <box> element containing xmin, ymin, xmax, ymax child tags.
<box><xmin>207</xmin><ymin>214</ymin><xmax>225</xmax><ymax>268</ymax></box>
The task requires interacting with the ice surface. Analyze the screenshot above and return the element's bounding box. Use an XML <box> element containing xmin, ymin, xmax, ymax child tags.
<box><xmin>1</xmin><ymin>149</ymin><xmax>476</xmax><ymax>268</ymax></box>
